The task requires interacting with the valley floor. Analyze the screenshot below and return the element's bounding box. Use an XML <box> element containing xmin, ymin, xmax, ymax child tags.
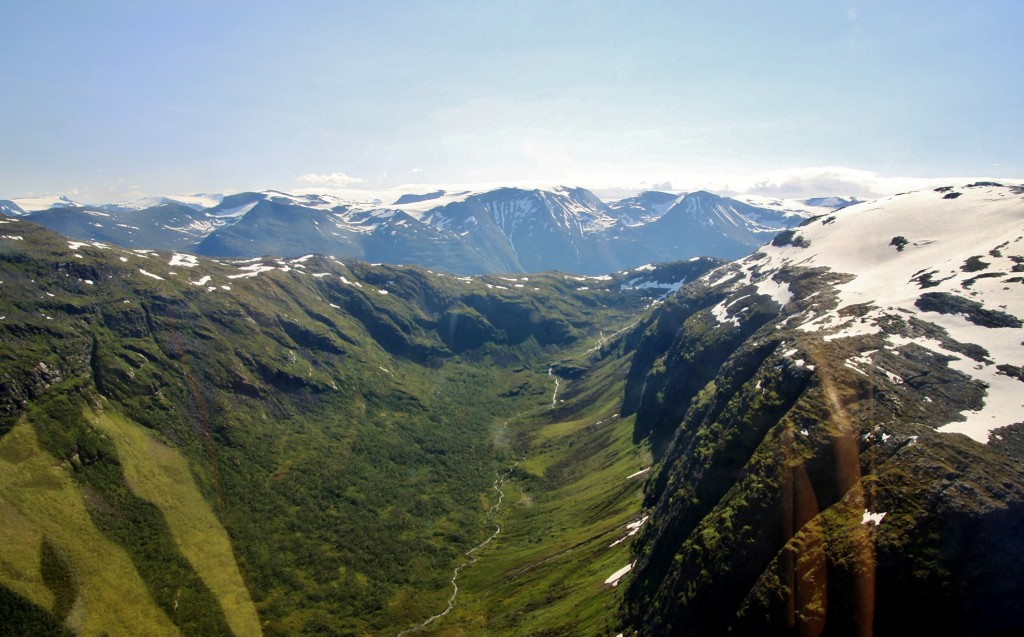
<box><xmin>397</xmin><ymin>352</ymin><xmax>650</xmax><ymax>636</ymax></box>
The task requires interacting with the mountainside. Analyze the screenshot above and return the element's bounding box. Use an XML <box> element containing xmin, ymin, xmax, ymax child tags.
<box><xmin>629</xmin><ymin>190</ymin><xmax>797</xmax><ymax>262</ymax></box>
<box><xmin>96</xmin><ymin>194</ymin><xmax>226</xmax><ymax>212</ymax></box>
<box><xmin>420</xmin><ymin>187</ymin><xmax>617</xmax><ymax>273</ymax></box>
<box><xmin>3</xmin><ymin>187</ymin><xmax>829</xmax><ymax>275</ymax></box>
<box><xmin>0</xmin><ymin>215</ymin><xmax>720</xmax><ymax>635</ymax></box>
<box><xmin>618</xmin><ymin>182</ymin><xmax>1024</xmax><ymax>635</ymax></box>
<box><xmin>606</xmin><ymin>191</ymin><xmax>680</xmax><ymax>226</ymax></box>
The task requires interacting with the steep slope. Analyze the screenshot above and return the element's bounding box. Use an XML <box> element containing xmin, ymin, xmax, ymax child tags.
<box><xmin>619</xmin><ymin>183</ymin><xmax>1024</xmax><ymax>635</ymax></box>
<box><xmin>606</xmin><ymin>191</ymin><xmax>679</xmax><ymax>226</ymax></box>
<box><xmin>629</xmin><ymin>190</ymin><xmax>802</xmax><ymax>262</ymax></box>
<box><xmin>422</xmin><ymin>186</ymin><xmax>617</xmax><ymax>273</ymax></box>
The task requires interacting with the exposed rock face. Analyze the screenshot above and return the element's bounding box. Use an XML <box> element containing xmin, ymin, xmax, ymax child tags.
<box><xmin>621</xmin><ymin>184</ymin><xmax>1024</xmax><ymax>636</ymax></box>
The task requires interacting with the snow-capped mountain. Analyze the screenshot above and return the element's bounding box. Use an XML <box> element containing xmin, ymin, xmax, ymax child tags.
<box><xmin>417</xmin><ymin>187</ymin><xmax>618</xmax><ymax>272</ymax></box>
<box><xmin>0</xmin><ymin>200</ymin><xmax>26</xmax><ymax>216</ymax></box>
<box><xmin>0</xmin><ymin>195</ymin><xmax>82</xmax><ymax>215</ymax></box>
<box><xmin>606</xmin><ymin>190</ymin><xmax>680</xmax><ymax>226</ymax></box>
<box><xmin>97</xmin><ymin>193</ymin><xmax>225</xmax><ymax>212</ymax></box>
<box><xmin>733</xmin><ymin>193</ymin><xmax>860</xmax><ymax>216</ymax></box>
<box><xmin>1</xmin><ymin>186</ymin><xmax>836</xmax><ymax>274</ymax></box>
<box><xmin>605</xmin><ymin>190</ymin><xmax>804</xmax><ymax>264</ymax></box>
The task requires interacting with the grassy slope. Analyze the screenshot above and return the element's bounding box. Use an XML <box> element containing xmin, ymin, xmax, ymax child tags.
<box><xmin>88</xmin><ymin>408</ymin><xmax>262</xmax><ymax>637</ymax></box>
<box><xmin>0</xmin><ymin>419</ymin><xmax>181</xmax><ymax>637</ymax></box>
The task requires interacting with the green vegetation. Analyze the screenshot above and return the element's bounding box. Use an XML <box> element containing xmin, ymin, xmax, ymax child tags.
<box><xmin>0</xmin><ymin>420</ymin><xmax>181</xmax><ymax>636</ymax></box>
<box><xmin>0</xmin><ymin>220</ymin><xmax>700</xmax><ymax>635</ymax></box>
<box><xmin>88</xmin><ymin>409</ymin><xmax>262</xmax><ymax>637</ymax></box>
<box><xmin>413</xmin><ymin>347</ymin><xmax>650</xmax><ymax>636</ymax></box>
<box><xmin>0</xmin><ymin>585</ymin><xmax>72</xmax><ymax>637</ymax></box>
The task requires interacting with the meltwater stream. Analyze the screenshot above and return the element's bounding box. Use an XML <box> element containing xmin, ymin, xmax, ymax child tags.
<box><xmin>395</xmin><ymin>461</ymin><xmax>517</xmax><ymax>636</ymax></box>
<box><xmin>397</xmin><ymin>367</ymin><xmax>565</xmax><ymax>635</ymax></box>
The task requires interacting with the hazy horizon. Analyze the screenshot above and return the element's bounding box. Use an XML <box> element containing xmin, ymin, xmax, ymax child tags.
<box><xmin>3</xmin><ymin>1</ymin><xmax>1021</xmax><ymax>203</ymax></box>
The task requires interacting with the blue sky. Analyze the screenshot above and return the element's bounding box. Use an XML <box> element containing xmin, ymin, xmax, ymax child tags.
<box><xmin>2</xmin><ymin>1</ymin><xmax>1021</xmax><ymax>202</ymax></box>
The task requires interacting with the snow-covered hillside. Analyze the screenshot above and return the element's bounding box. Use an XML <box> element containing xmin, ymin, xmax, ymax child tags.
<box><xmin>735</xmin><ymin>194</ymin><xmax>859</xmax><ymax>218</ymax></box>
<box><xmin>3</xmin><ymin>195</ymin><xmax>82</xmax><ymax>214</ymax></box>
<box><xmin>99</xmin><ymin>194</ymin><xmax>225</xmax><ymax>212</ymax></box>
<box><xmin>706</xmin><ymin>182</ymin><xmax>1024</xmax><ymax>443</ymax></box>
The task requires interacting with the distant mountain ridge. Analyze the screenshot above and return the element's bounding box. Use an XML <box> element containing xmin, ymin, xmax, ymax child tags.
<box><xmin>1</xmin><ymin>186</ymin><xmax>849</xmax><ymax>274</ymax></box>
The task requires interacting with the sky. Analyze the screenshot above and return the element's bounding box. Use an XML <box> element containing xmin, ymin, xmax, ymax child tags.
<box><xmin>2</xmin><ymin>0</ymin><xmax>1022</xmax><ymax>203</ymax></box>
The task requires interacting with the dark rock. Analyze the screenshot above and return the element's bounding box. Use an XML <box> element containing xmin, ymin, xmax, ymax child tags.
<box><xmin>961</xmin><ymin>256</ymin><xmax>990</xmax><ymax>272</ymax></box>
<box><xmin>915</xmin><ymin>292</ymin><xmax>1023</xmax><ymax>328</ymax></box>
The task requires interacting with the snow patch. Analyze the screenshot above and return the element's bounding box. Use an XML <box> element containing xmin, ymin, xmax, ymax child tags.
<box><xmin>169</xmin><ymin>253</ymin><xmax>200</xmax><ymax>268</ymax></box>
<box><xmin>755</xmin><ymin>277</ymin><xmax>793</xmax><ymax>308</ymax></box>
<box><xmin>609</xmin><ymin>516</ymin><xmax>650</xmax><ymax>547</ymax></box>
<box><xmin>626</xmin><ymin>467</ymin><xmax>651</xmax><ymax>480</ymax></box>
<box><xmin>862</xmin><ymin>510</ymin><xmax>887</xmax><ymax>526</ymax></box>
<box><xmin>729</xmin><ymin>187</ymin><xmax>1024</xmax><ymax>445</ymax></box>
<box><xmin>604</xmin><ymin>563</ymin><xmax>634</xmax><ymax>587</ymax></box>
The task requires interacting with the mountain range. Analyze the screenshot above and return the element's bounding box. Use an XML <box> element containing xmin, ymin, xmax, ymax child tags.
<box><xmin>0</xmin><ymin>181</ymin><xmax>1022</xmax><ymax>635</ymax></box>
<box><xmin>1</xmin><ymin>187</ymin><xmax>851</xmax><ymax>275</ymax></box>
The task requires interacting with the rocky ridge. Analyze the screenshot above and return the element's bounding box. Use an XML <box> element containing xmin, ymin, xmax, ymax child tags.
<box><xmin>619</xmin><ymin>182</ymin><xmax>1024</xmax><ymax>635</ymax></box>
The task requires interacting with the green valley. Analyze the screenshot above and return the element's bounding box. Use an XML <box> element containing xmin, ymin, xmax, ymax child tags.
<box><xmin>0</xmin><ymin>218</ymin><xmax>710</xmax><ymax>635</ymax></box>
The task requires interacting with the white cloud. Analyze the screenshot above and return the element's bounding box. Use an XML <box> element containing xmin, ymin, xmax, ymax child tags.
<box><xmin>273</xmin><ymin>165</ymin><xmax>1014</xmax><ymax>207</ymax></box>
<box><xmin>580</xmin><ymin>166</ymin><xmax>1008</xmax><ymax>202</ymax></box>
<box><xmin>296</xmin><ymin>171</ymin><xmax>365</xmax><ymax>187</ymax></box>
<box><xmin>735</xmin><ymin>166</ymin><xmax>969</xmax><ymax>199</ymax></box>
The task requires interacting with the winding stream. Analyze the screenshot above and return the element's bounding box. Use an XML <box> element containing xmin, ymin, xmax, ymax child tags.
<box><xmin>397</xmin><ymin>367</ymin><xmax>565</xmax><ymax>635</ymax></box>
<box><xmin>396</xmin><ymin>456</ymin><xmax>519</xmax><ymax>635</ymax></box>
<box><xmin>549</xmin><ymin>365</ymin><xmax>561</xmax><ymax>407</ymax></box>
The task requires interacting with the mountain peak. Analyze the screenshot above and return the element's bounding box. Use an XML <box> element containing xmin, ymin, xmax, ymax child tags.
<box><xmin>392</xmin><ymin>190</ymin><xmax>447</xmax><ymax>205</ymax></box>
<box><xmin>4</xmin><ymin>184</ymin><xmax>854</xmax><ymax>274</ymax></box>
